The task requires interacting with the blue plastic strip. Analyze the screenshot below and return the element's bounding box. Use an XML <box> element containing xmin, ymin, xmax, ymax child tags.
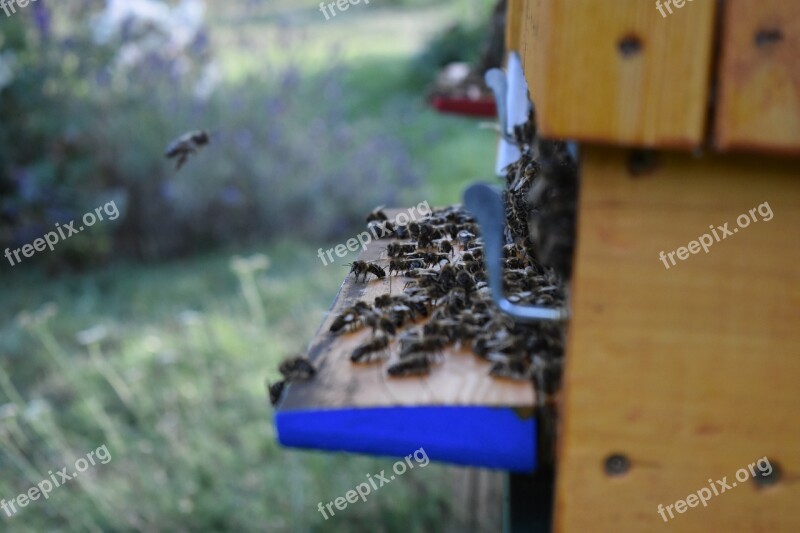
<box><xmin>276</xmin><ymin>406</ymin><xmax>536</xmax><ymax>472</ymax></box>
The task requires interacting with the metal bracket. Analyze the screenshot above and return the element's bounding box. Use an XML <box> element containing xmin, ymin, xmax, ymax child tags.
<box><xmin>463</xmin><ymin>183</ymin><xmax>569</xmax><ymax>324</ymax></box>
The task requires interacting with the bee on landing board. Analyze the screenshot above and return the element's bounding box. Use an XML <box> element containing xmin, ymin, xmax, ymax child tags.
<box><xmin>165</xmin><ymin>130</ymin><xmax>210</xmax><ymax>170</ymax></box>
<box><xmin>350</xmin><ymin>335</ymin><xmax>390</xmax><ymax>363</ymax></box>
<box><xmin>279</xmin><ymin>355</ymin><xmax>316</xmax><ymax>381</ymax></box>
<box><xmin>399</xmin><ymin>335</ymin><xmax>447</xmax><ymax>359</ymax></box>
<box><xmin>269</xmin><ymin>355</ymin><xmax>315</xmax><ymax>407</ymax></box>
<box><xmin>387</xmin><ymin>354</ymin><xmax>431</xmax><ymax>377</ymax></box>
<box><xmin>329</xmin><ymin>301</ymin><xmax>371</xmax><ymax>334</ymax></box>
<box><xmin>268</xmin><ymin>380</ymin><xmax>285</xmax><ymax>406</ymax></box>
<box><xmin>347</xmin><ymin>261</ymin><xmax>386</xmax><ymax>282</ymax></box>
<box><xmin>366</xmin><ymin>205</ymin><xmax>389</xmax><ymax>223</ymax></box>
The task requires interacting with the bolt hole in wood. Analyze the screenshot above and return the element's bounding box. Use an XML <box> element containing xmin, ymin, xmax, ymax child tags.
<box><xmin>604</xmin><ymin>454</ymin><xmax>631</xmax><ymax>477</ymax></box>
<box><xmin>753</xmin><ymin>459</ymin><xmax>781</xmax><ymax>488</ymax></box>
<box><xmin>754</xmin><ymin>28</ymin><xmax>783</xmax><ymax>48</ymax></box>
<box><xmin>617</xmin><ymin>34</ymin><xmax>643</xmax><ymax>58</ymax></box>
<box><xmin>627</xmin><ymin>150</ymin><xmax>660</xmax><ymax>177</ymax></box>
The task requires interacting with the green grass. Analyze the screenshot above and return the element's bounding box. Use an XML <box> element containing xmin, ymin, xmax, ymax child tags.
<box><xmin>0</xmin><ymin>243</ymin><xmax>477</xmax><ymax>531</ymax></box>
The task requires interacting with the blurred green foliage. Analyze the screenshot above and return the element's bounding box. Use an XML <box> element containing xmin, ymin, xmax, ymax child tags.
<box><xmin>408</xmin><ymin>21</ymin><xmax>485</xmax><ymax>88</ymax></box>
<box><xmin>0</xmin><ymin>1</ymin><xmax>503</xmax><ymax>530</ymax></box>
<box><xmin>0</xmin><ymin>243</ymin><xmax>482</xmax><ymax>532</ymax></box>
<box><xmin>0</xmin><ymin>2</ymin><xmax>421</xmax><ymax>268</ymax></box>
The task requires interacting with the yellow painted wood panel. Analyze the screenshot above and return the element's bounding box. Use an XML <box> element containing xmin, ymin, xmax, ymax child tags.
<box><xmin>522</xmin><ymin>0</ymin><xmax>717</xmax><ymax>148</ymax></box>
<box><xmin>715</xmin><ymin>0</ymin><xmax>800</xmax><ymax>154</ymax></box>
<box><xmin>505</xmin><ymin>0</ymin><xmax>525</xmax><ymax>52</ymax></box>
<box><xmin>518</xmin><ymin>0</ymin><xmax>538</xmax><ymax>73</ymax></box>
<box><xmin>555</xmin><ymin>146</ymin><xmax>800</xmax><ymax>532</ymax></box>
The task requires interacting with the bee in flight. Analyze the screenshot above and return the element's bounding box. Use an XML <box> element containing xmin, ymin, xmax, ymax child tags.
<box><xmin>165</xmin><ymin>130</ymin><xmax>210</xmax><ymax>170</ymax></box>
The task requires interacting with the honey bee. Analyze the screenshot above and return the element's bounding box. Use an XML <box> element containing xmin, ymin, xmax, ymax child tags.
<box><xmin>399</xmin><ymin>335</ymin><xmax>447</xmax><ymax>359</ymax></box>
<box><xmin>503</xmin><ymin>243</ymin><xmax>525</xmax><ymax>259</ymax></box>
<box><xmin>351</xmin><ymin>335</ymin><xmax>390</xmax><ymax>363</ymax></box>
<box><xmin>374</xmin><ymin>294</ymin><xmax>396</xmax><ymax>308</ymax></box>
<box><xmin>489</xmin><ymin>358</ymin><xmax>531</xmax><ymax>381</ymax></box>
<box><xmin>388</xmin><ymin>259</ymin><xmax>407</xmax><ymax>276</ymax></box>
<box><xmin>279</xmin><ymin>356</ymin><xmax>316</xmax><ymax>381</ymax></box>
<box><xmin>457</xmin><ymin>230</ymin><xmax>476</xmax><ymax>246</ymax></box>
<box><xmin>396</xmin><ymin>328</ymin><xmax>422</xmax><ymax>344</ymax></box>
<box><xmin>387</xmin><ymin>243</ymin><xmax>416</xmax><ymax>257</ymax></box>
<box><xmin>443</xmin><ymin>287</ymin><xmax>468</xmax><ymax>313</ymax></box>
<box><xmin>366</xmin><ymin>205</ymin><xmax>388</xmax><ymax>223</ymax></box>
<box><xmin>387</xmin><ymin>303</ymin><xmax>415</xmax><ymax>327</ymax></box>
<box><xmin>422</xmin><ymin>252</ymin><xmax>450</xmax><ymax>268</ymax></box>
<box><xmin>348</xmin><ymin>261</ymin><xmax>386</xmax><ymax>282</ymax></box>
<box><xmin>417</xmin><ymin>232</ymin><xmax>435</xmax><ymax>250</ymax></box>
<box><xmin>329</xmin><ymin>301</ymin><xmax>371</xmax><ymax>334</ymax></box>
<box><xmin>505</xmin><ymin>257</ymin><xmax>526</xmax><ymax>270</ymax></box>
<box><xmin>446</xmin><ymin>321</ymin><xmax>482</xmax><ymax>343</ymax></box>
<box><xmin>367</xmin><ymin>220</ymin><xmax>395</xmax><ymax>239</ymax></box>
<box><xmin>465</xmin><ymin>247</ymin><xmax>483</xmax><ymax>260</ymax></box>
<box><xmin>403</xmin><ymin>295</ymin><xmax>430</xmax><ymax>318</ymax></box>
<box><xmin>464</xmin><ymin>260</ymin><xmax>483</xmax><ymax>275</ymax></box>
<box><xmin>268</xmin><ymin>379</ymin><xmax>285</xmax><ymax>406</ymax></box>
<box><xmin>364</xmin><ymin>312</ymin><xmax>397</xmax><ymax>336</ymax></box>
<box><xmin>387</xmin><ymin>354</ymin><xmax>431</xmax><ymax>377</ymax></box>
<box><xmin>455</xmin><ymin>270</ymin><xmax>476</xmax><ymax>291</ymax></box>
<box><xmin>439</xmin><ymin>240</ymin><xmax>453</xmax><ymax>256</ymax></box>
<box><xmin>165</xmin><ymin>130</ymin><xmax>210</xmax><ymax>170</ymax></box>
<box><xmin>406</xmin><ymin>258</ymin><xmax>426</xmax><ymax>270</ymax></box>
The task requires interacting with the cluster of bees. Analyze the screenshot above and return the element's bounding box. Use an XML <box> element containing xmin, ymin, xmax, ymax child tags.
<box><xmin>327</xmin><ymin>204</ymin><xmax>566</xmax><ymax>387</ymax></box>
<box><xmin>503</xmin><ymin>115</ymin><xmax>578</xmax><ymax>280</ymax></box>
<box><xmin>270</xmin><ymin>110</ymin><xmax>576</xmax><ymax>406</ymax></box>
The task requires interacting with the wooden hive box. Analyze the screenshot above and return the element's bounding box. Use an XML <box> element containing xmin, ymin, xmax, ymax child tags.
<box><xmin>511</xmin><ymin>1</ymin><xmax>800</xmax><ymax>531</ymax></box>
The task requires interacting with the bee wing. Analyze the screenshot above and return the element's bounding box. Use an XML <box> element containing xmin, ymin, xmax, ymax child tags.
<box><xmin>165</xmin><ymin>129</ymin><xmax>209</xmax><ymax>156</ymax></box>
<box><xmin>165</xmin><ymin>136</ymin><xmax>192</xmax><ymax>156</ymax></box>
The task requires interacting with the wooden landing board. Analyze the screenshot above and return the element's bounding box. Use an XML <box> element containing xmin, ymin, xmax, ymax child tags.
<box><xmin>275</xmin><ymin>219</ymin><xmax>538</xmax><ymax>471</ymax></box>
<box><xmin>555</xmin><ymin>146</ymin><xmax>800</xmax><ymax>532</ymax></box>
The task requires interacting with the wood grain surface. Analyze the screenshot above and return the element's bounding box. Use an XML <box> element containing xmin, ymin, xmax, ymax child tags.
<box><xmin>715</xmin><ymin>0</ymin><xmax>800</xmax><ymax>154</ymax></box>
<box><xmin>555</xmin><ymin>146</ymin><xmax>800</xmax><ymax>532</ymax></box>
<box><xmin>521</xmin><ymin>0</ymin><xmax>717</xmax><ymax>148</ymax></box>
